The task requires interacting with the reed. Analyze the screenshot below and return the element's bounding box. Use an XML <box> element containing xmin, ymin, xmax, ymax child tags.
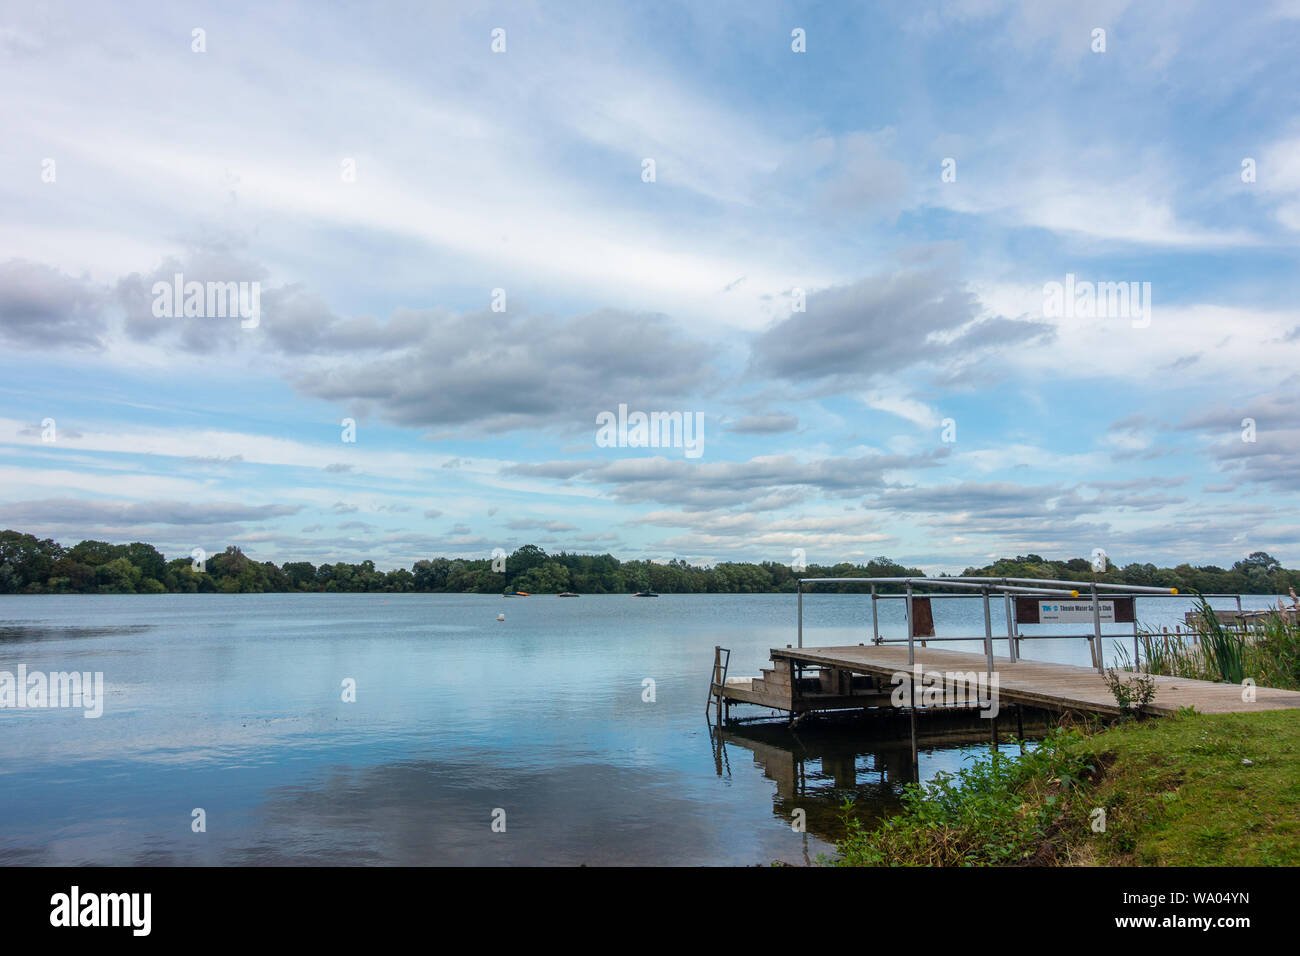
<box><xmin>1117</xmin><ymin>592</ymin><xmax>1300</xmax><ymax>691</ymax></box>
<box><xmin>1201</xmin><ymin>595</ymin><xmax>1248</xmax><ymax>682</ymax></box>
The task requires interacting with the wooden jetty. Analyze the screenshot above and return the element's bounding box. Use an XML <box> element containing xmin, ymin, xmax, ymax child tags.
<box><xmin>1189</xmin><ymin>606</ymin><xmax>1299</xmax><ymax>627</ymax></box>
<box><xmin>716</xmin><ymin>643</ymin><xmax>1300</xmax><ymax>720</ymax></box>
<box><xmin>707</xmin><ymin>576</ymin><xmax>1300</xmax><ymax>724</ymax></box>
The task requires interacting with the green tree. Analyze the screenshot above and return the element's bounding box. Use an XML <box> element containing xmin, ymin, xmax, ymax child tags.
<box><xmin>122</xmin><ymin>541</ymin><xmax>166</xmax><ymax>582</ymax></box>
<box><xmin>96</xmin><ymin>557</ymin><xmax>141</xmax><ymax>593</ymax></box>
<box><xmin>282</xmin><ymin>562</ymin><xmax>317</xmax><ymax>590</ymax></box>
<box><xmin>516</xmin><ymin>560</ymin><xmax>571</xmax><ymax>593</ymax></box>
<box><xmin>506</xmin><ymin>545</ymin><xmax>548</xmax><ymax>587</ymax></box>
<box><xmin>0</xmin><ymin>530</ymin><xmax>63</xmax><ymax>591</ymax></box>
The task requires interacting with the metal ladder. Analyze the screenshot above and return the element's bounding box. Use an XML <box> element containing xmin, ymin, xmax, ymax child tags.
<box><xmin>706</xmin><ymin>645</ymin><xmax>731</xmax><ymax>723</ymax></box>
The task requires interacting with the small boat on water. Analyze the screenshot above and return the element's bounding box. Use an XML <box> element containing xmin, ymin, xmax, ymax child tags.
<box><xmin>557</xmin><ymin>592</ymin><xmax>580</xmax><ymax>597</ymax></box>
<box><xmin>633</xmin><ymin>590</ymin><xmax>659</xmax><ymax>597</ymax></box>
<box><xmin>503</xmin><ymin>590</ymin><xmax>530</xmax><ymax>597</ymax></box>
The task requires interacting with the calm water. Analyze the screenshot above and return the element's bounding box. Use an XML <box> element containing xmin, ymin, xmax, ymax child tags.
<box><xmin>0</xmin><ymin>592</ymin><xmax>1273</xmax><ymax>865</ymax></box>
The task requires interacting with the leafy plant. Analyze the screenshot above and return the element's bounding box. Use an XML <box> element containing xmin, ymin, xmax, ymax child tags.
<box><xmin>830</xmin><ymin>729</ymin><xmax>1096</xmax><ymax>866</ymax></box>
<box><xmin>1102</xmin><ymin>667</ymin><xmax>1156</xmax><ymax>718</ymax></box>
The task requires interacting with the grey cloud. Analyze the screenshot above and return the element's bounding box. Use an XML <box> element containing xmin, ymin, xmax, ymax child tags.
<box><xmin>506</xmin><ymin>449</ymin><xmax>950</xmax><ymax>511</ymax></box>
<box><xmin>184</xmin><ymin>453</ymin><xmax>245</xmax><ymax>465</ymax></box>
<box><xmin>874</xmin><ymin>482</ymin><xmax>1069</xmax><ymax>522</ymax></box>
<box><xmin>506</xmin><ymin>519</ymin><xmax>579</xmax><ymax>532</ymax></box>
<box><xmin>947</xmin><ymin>315</ymin><xmax>1054</xmax><ymax>352</ymax></box>
<box><xmin>291</xmin><ymin>306</ymin><xmax>711</xmax><ymax>432</ymax></box>
<box><xmin>114</xmin><ymin>246</ymin><xmax>270</xmax><ymax>353</ymax></box>
<box><xmin>0</xmin><ymin>260</ymin><xmax>107</xmax><ymax>350</ymax></box>
<box><xmin>235</xmin><ymin>530</ymin><xmax>495</xmax><ymax>568</ymax></box>
<box><xmin>874</xmin><ymin>482</ymin><xmax>1185</xmax><ymax>525</ymax></box>
<box><xmin>629</xmin><ymin>507</ymin><xmax>883</xmax><ymax>540</ymax></box>
<box><xmin>765</xmin><ymin>131</ymin><xmax>908</xmax><ymax>220</ymax></box>
<box><xmin>507</xmin><ymin>461</ymin><xmax>596</xmax><ymax>480</ymax></box>
<box><xmin>1110</xmin><ymin>446</ymin><xmax>1176</xmax><ymax>463</ymax></box>
<box><xmin>1175</xmin><ymin>389</ymin><xmax>1300</xmax><ymax>432</ymax></box>
<box><xmin>750</xmin><ymin>267</ymin><xmax>1053</xmax><ymax>388</ymax></box>
<box><xmin>1162</xmin><ymin>353</ymin><xmax>1201</xmax><ymax>371</ymax></box>
<box><xmin>728</xmin><ymin>413</ymin><xmax>799</xmax><ymax>434</ymax></box>
<box><xmin>813</xmin><ymin>132</ymin><xmax>909</xmax><ymax>217</ymax></box>
<box><xmin>1174</xmin><ymin>389</ymin><xmax>1300</xmax><ymax>490</ymax></box>
<box><xmin>1084</xmin><ymin>477</ymin><xmax>1185</xmax><ymax>491</ymax></box>
<box><xmin>259</xmin><ymin>287</ymin><xmax>434</xmax><ymax>356</ymax></box>
<box><xmin>19</xmin><ymin>422</ymin><xmax>84</xmax><ymax>439</ymax></box>
<box><xmin>1108</xmin><ymin>414</ymin><xmax>1151</xmax><ymax>432</ymax></box>
<box><xmin>0</xmin><ymin>25</ymin><xmax>43</xmax><ymax>56</ymax></box>
<box><xmin>0</xmin><ymin>498</ymin><xmax>301</xmax><ymax>526</ymax></box>
<box><xmin>1208</xmin><ymin>427</ymin><xmax>1300</xmax><ymax>491</ymax></box>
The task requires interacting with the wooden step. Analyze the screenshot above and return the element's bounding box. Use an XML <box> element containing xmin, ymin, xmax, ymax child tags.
<box><xmin>761</xmin><ymin>667</ymin><xmax>791</xmax><ymax>687</ymax></box>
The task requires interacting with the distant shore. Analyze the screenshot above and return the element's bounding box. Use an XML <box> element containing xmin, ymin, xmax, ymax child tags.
<box><xmin>2</xmin><ymin>530</ymin><xmax>1296</xmax><ymax>597</ymax></box>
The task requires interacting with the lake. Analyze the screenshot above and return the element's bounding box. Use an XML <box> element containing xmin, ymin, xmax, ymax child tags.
<box><xmin>0</xmin><ymin>591</ymin><xmax>1272</xmax><ymax>865</ymax></box>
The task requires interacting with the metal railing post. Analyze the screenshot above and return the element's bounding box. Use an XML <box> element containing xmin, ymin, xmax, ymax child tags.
<box><xmin>1003</xmin><ymin>591</ymin><xmax>1017</xmax><ymax>662</ymax></box>
<box><xmin>906</xmin><ymin>582</ymin><xmax>915</xmax><ymax>666</ymax></box>
<box><xmin>982</xmin><ymin>589</ymin><xmax>994</xmax><ymax>676</ymax></box>
<box><xmin>1091</xmin><ymin>583</ymin><xmax>1104</xmax><ymax>673</ymax></box>
<box><xmin>906</xmin><ymin>582</ymin><xmax>918</xmax><ymax>780</ymax></box>
<box><xmin>871</xmin><ymin>584</ymin><xmax>879</xmax><ymax>644</ymax></box>
<box><xmin>797</xmin><ymin>580</ymin><xmax>803</xmax><ymax>649</ymax></box>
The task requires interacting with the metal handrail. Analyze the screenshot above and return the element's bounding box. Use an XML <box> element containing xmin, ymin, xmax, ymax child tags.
<box><xmin>793</xmin><ymin>574</ymin><xmax>1226</xmax><ymax>674</ymax></box>
<box><xmin>796</xmin><ymin>574</ymin><xmax>1180</xmax><ymax>595</ymax></box>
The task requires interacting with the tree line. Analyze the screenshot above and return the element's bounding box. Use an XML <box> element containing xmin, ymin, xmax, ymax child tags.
<box><xmin>0</xmin><ymin>530</ymin><xmax>1295</xmax><ymax>596</ymax></box>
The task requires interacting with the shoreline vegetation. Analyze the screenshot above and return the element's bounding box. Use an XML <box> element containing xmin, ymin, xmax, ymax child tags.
<box><xmin>828</xmin><ymin>601</ymin><xmax>1300</xmax><ymax>868</ymax></box>
<box><xmin>830</xmin><ymin>710</ymin><xmax>1300</xmax><ymax>867</ymax></box>
<box><xmin>1</xmin><ymin>530</ymin><xmax>1297</xmax><ymax>596</ymax></box>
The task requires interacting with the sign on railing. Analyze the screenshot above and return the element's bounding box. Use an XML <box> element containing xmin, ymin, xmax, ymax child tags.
<box><xmin>910</xmin><ymin>597</ymin><xmax>935</xmax><ymax>637</ymax></box>
<box><xmin>1014</xmin><ymin>595</ymin><xmax>1135</xmax><ymax>624</ymax></box>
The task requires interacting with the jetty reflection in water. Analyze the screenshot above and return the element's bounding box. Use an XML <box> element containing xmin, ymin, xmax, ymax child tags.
<box><xmin>711</xmin><ymin>708</ymin><xmax>1053</xmax><ymax>852</ymax></box>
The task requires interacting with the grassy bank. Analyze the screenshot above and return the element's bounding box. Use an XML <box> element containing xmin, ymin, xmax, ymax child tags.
<box><xmin>830</xmin><ymin>710</ymin><xmax>1300</xmax><ymax>866</ymax></box>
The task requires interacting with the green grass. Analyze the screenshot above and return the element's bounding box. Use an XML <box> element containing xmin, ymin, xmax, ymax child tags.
<box><xmin>1077</xmin><ymin>710</ymin><xmax>1300</xmax><ymax>865</ymax></box>
<box><xmin>829</xmin><ymin>710</ymin><xmax>1300</xmax><ymax>866</ymax></box>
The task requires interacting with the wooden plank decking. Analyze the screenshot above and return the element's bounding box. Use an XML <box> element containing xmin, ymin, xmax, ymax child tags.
<box><xmin>720</xmin><ymin>644</ymin><xmax>1300</xmax><ymax>718</ymax></box>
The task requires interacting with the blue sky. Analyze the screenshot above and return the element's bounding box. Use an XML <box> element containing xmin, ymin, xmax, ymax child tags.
<box><xmin>3</xmin><ymin>0</ymin><xmax>1300</xmax><ymax>573</ymax></box>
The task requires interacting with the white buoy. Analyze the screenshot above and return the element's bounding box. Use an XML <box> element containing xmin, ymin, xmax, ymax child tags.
<box><xmin>497</xmin><ymin>613</ymin><xmax>505</xmax><ymax>622</ymax></box>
